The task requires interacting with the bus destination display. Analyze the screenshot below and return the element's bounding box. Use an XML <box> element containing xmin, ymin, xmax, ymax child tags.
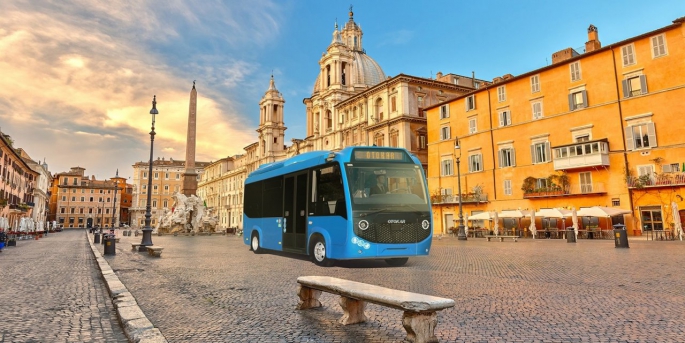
<box><xmin>353</xmin><ymin>150</ymin><xmax>406</xmax><ymax>162</ymax></box>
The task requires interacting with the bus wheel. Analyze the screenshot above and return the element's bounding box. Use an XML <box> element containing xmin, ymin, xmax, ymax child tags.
<box><xmin>310</xmin><ymin>237</ymin><xmax>334</xmax><ymax>267</ymax></box>
<box><xmin>385</xmin><ymin>258</ymin><xmax>408</xmax><ymax>267</ymax></box>
<box><xmin>251</xmin><ymin>233</ymin><xmax>262</xmax><ymax>254</ymax></box>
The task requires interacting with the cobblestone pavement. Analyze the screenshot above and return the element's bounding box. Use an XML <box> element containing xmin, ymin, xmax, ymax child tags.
<box><xmin>97</xmin><ymin>233</ymin><xmax>685</xmax><ymax>343</ymax></box>
<box><xmin>0</xmin><ymin>230</ymin><xmax>127</xmax><ymax>343</ymax></box>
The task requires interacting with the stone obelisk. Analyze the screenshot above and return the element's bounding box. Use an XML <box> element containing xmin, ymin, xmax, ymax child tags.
<box><xmin>182</xmin><ymin>81</ymin><xmax>198</xmax><ymax>196</ymax></box>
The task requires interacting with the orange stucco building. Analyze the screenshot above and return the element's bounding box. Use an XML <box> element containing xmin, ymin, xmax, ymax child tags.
<box><xmin>427</xmin><ymin>18</ymin><xmax>685</xmax><ymax>237</ymax></box>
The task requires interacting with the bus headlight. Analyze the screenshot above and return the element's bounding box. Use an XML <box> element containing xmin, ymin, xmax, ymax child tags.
<box><xmin>421</xmin><ymin>220</ymin><xmax>430</xmax><ymax>230</ymax></box>
<box><xmin>358</xmin><ymin>220</ymin><xmax>369</xmax><ymax>231</ymax></box>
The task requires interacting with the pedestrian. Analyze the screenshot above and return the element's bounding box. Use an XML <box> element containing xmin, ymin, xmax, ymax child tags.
<box><xmin>0</xmin><ymin>228</ymin><xmax>6</xmax><ymax>251</ymax></box>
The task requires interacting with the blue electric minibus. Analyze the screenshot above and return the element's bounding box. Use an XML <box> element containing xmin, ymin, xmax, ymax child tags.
<box><xmin>243</xmin><ymin>146</ymin><xmax>433</xmax><ymax>266</ymax></box>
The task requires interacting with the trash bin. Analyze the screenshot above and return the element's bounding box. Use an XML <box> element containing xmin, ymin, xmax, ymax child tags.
<box><xmin>101</xmin><ymin>233</ymin><xmax>107</xmax><ymax>245</ymax></box>
<box><xmin>613</xmin><ymin>224</ymin><xmax>629</xmax><ymax>248</ymax></box>
<box><xmin>566</xmin><ymin>228</ymin><xmax>576</xmax><ymax>243</ymax></box>
<box><xmin>104</xmin><ymin>235</ymin><xmax>116</xmax><ymax>255</ymax></box>
<box><xmin>94</xmin><ymin>232</ymin><xmax>101</xmax><ymax>244</ymax></box>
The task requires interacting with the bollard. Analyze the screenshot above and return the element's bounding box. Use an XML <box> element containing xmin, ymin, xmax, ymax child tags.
<box><xmin>613</xmin><ymin>224</ymin><xmax>629</xmax><ymax>248</ymax></box>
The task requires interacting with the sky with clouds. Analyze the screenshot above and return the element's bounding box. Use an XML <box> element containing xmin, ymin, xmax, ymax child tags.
<box><xmin>1</xmin><ymin>0</ymin><xmax>683</xmax><ymax>181</ymax></box>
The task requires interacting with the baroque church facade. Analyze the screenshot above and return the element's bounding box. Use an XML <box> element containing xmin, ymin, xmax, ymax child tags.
<box><xmin>197</xmin><ymin>9</ymin><xmax>488</xmax><ymax>229</ymax></box>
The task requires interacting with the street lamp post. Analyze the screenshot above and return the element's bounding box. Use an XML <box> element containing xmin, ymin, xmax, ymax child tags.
<box><xmin>139</xmin><ymin>95</ymin><xmax>158</xmax><ymax>250</ymax></box>
<box><xmin>111</xmin><ymin>169</ymin><xmax>119</xmax><ymax>230</ymax></box>
<box><xmin>455</xmin><ymin>138</ymin><xmax>467</xmax><ymax>241</ymax></box>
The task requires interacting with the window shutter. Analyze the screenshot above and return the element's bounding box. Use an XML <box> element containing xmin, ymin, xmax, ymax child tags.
<box><xmin>468</xmin><ymin>157</ymin><xmax>473</xmax><ymax>173</ymax></box>
<box><xmin>511</xmin><ymin>148</ymin><xmax>516</xmax><ymax>166</ymax></box>
<box><xmin>506</xmin><ymin>112</ymin><xmax>512</xmax><ymax>125</ymax></box>
<box><xmin>499</xmin><ymin>113</ymin><xmax>504</xmax><ymax>127</ymax></box>
<box><xmin>568</xmin><ymin>94</ymin><xmax>575</xmax><ymax>111</ymax></box>
<box><xmin>465</xmin><ymin>99</ymin><xmax>469</xmax><ymax>112</ymax></box>
<box><xmin>652</xmin><ymin>37</ymin><xmax>659</xmax><ymax>56</ymax></box>
<box><xmin>647</xmin><ymin>122</ymin><xmax>657</xmax><ymax>148</ymax></box>
<box><xmin>440</xmin><ymin>128</ymin><xmax>444</xmax><ymax>140</ymax></box>
<box><xmin>545</xmin><ymin>142</ymin><xmax>551</xmax><ymax>162</ymax></box>
<box><xmin>498</xmin><ymin>150</ymin><xmax>503</xmax><ymax>168</ymax></box>
<box><xmin>625</xmin><ymin>126</ymin><xmax>634</xmax><ymax>151</ymax></box>
<box><xmin>622</xmin><ymin>80</ymin><xmax>630</xmax><ymax>98</ymax></box>
<box><xmin>581</xmin><ymin>91</ymin><xmax>588</xmax><ymax>108</ymax></box>
<box><xmin>530</xmin><ymin>144</ymin><xmax>536</xmax><ymax>164</ymax></box>
<box><xmin>663</xmin><ymin>164</ymin><xmax>673</xmax><ymax>173</ymax></box>
<box><xmin>639</xmin><ymin>75</ymin><xmax>648</xmax><ymax>95</ymax></box>
<box><xmin>472</xmin><ymin>96</ymin><xmax>476</xmax><ymax>110</ymax></box>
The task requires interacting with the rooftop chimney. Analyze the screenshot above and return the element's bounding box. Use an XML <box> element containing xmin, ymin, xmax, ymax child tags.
<box><xmin>585</xmin><ymin>24</ymin><xmax>601</xmax><ymax>53</ymax></box>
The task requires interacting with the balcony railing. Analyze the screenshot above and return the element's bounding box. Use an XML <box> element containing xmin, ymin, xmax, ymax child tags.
<box><xmin>431</xmin><ymin>193</ymin><xmax>488</xmax><ymax>204</ymax></box>
<box><xmin>553</xmin><ymin>139</ymin><xmax>610</xmax><ymax>171</ymax></box>
<box><xmin>524</xmin><ymin>183</ymin><xmax>606</xmax><ymax>198</ymax></box>
<box><xmin>627</xmin><ymin>173</ymin><xmax>685</xmax><ymax>189</ymax></box>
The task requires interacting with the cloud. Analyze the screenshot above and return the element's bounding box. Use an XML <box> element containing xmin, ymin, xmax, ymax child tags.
<box><xmin>378</xmin><ymin>29</ymin><xmax>416</xmax><ymax>46</ymax></box>
<box><xmin>0</xmin><ymin>0</ymin><xmax>284</xmax><ymax>179</ymax></box>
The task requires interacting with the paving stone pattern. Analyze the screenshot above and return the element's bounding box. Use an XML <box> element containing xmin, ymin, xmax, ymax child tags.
<box><xmin>0</xmin><ymin>230</ymin><xmax>127</xmax><ymax>343</ymax></box>
<box><xmin>98</xmin><ymin>234</ymin><xmax>685</xmax><ymax>343</ymax></box>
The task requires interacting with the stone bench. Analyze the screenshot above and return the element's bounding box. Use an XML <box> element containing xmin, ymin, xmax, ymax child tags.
<box><xmin>131</xmin><ymin>243</ymin><xmax>144</xmax><ymax>251</ymax></box>
<box><xmin>296</xmin><ymin>276</ymin><xmax>454</xmax><ymax>343</ymax></box>
<box><xmin>484</xmin><ymin>235</ymin><xmax>518</xmax><ymax>242</ymax></box>
<box><xmin>146</xmin><ymin>246</ymin><xmax>164</xmax><ymax>257</ymax></box>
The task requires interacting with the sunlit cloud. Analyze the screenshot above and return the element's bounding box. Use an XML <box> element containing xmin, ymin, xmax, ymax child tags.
<box><xmin>0</xmin><ymin>0</ymin><xmax>283</xmax><ymax>179</ymax></box>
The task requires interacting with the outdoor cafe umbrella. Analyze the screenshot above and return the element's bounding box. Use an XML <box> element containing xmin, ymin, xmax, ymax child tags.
<box><xmin>572</xmin><ymin>207</ymin><xmax>579</xmax><ymax>240</ymax></box>
<box><xmin>499</xmin><ymin>210</ymin><xmax>528</xmax><ymax>237</ymax></box>
<box><xmin>576</xmin><ymin>206</ymin><xmax>632</xmax><ymax>234</ymax></box>
<box><xmin>672</xmin><ymin>202</ymin><xmax>683</xmax><ymax>241</ymax></box>
<box><xmin>529</xmin><ymin>209</ymin><xmax>537</xmax><ymax>239</ymax></box>
<box><xmin>492</xmin><ymin>211</ymin><xmax>499</xmax><ymax>236</ymax></box>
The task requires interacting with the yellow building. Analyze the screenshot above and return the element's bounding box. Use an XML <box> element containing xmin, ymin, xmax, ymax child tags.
<box><xmin>427</xmin><ymin>18</ymin><xmax>685</xmax><ymax>237</ymax></box>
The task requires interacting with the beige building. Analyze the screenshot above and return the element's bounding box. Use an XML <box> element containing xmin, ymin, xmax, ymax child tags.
<box><xmin>130</xmin><ymin>158</ymin><xmax>209</xmax><ymax>228</ymax></box>
<box><xmin>0</xmin><ymin>132</ymin><xmax>40</xmax><ymax>229</ymax></box>
<box><xmin>49</xmin><ymin>167</ymin><xmax>124</xmax><ymax>228</ymax></box>
<box><xmin>196</xmin><ymin>9</ymin><xmax>486</xmax><ymax>229</ymax></box>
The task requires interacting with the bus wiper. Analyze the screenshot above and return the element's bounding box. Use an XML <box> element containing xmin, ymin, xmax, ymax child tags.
<box><xmin>360</xmin><ymin>208</ymin><xmax>390</xmax><ymax>217</ymax></box>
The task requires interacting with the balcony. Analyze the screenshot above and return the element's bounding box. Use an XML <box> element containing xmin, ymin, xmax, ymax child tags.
<box><xmin>524</xmin><ymin>183</ymin><xmax>606</xmax><ymax>198</ymax></box>
<box><xmin>627</xmin><ymin>172</ymin><xmax>685</xmax><ymax>189</ymax></box>
<box><xmin>431</xmin><ymin>193</ymin><xmax>488</xmax><ymax>204</ymax></box>
<box><xmin>553</xmin><ymin>139</ymin><xmax>610</xmax><ymax>171</ymax></box>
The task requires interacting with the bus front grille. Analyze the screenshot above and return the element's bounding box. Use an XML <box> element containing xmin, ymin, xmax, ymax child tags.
<box><xmin>356</xmin><ymin>222</ymin><xmax>431</xmax><ymax>244</ymax></box>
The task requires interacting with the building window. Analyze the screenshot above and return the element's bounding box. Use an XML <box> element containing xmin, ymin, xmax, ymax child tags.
<box><xmin>498</xmin><ymin>110</ymin><xmax>512</xmax><ymax>127</ymax></box>
<box><xmin>440</xmin><ymin>105</ymin><xmax>449</xmax><ymax>119</ymax></box>
<box><xmin>663</xmin><ymin>163</ymin><xmax>681</xmax><ymax>173</ymax></box>
<box><xmin>465</xmin><ymin>95</ymin><xmax>475</xmax><ymax>111</ymax></box>
<box><xmin>580</xmin><ymin>172</ymin><xmax>593</xmax><ymax>193</ymax></box>
<box><xmin>143</xmin><ymin>172</ymin><xmax>147</xmax><ymax>179</ymax></box>
<box><xmin>70</xmin><ymin>207</ymin><xmax>75</xmax><ymax>214</ymax></box>
<box><xmin>570</xmin><ymin>61</ymin><xmax>581</xmax><ymax>82</ymax></box>
<box><xmin>637</xmin><ymin>165</ymin><xmax>655</xmax><ymax>185</ymax></box>
<box><xmin>62</xmin><ymin>196</ymin><xmax>66</xmax><ymax>201</ymax></box>
<box><xmin>497</xmin><ymin>86</ymin><xmax>506</xmax><ymax>102</ymax></box>
<box><xmin>71</xmin><ymin>196</ymin><xmax>75</xmax><ymax>201</ymax></box>
<box><xmin>468</xmin><ymin>118</ymin><xmax>477</xmax><ymax>134</ymax></box>
<box><xmin>532</xmin><ymin>101</ymin><xmax>543</xmax><ymax>120</ymax></box>
<box><xmin>60</xmin><ymin>208</ymin><xmax>65</xmax><ymax>214</ymax></box>
<box><xmin>531</xmin><ymin>142</ymin><xmax>551</xmax><ymax>164</ymax></box>
<box><xmin>417</xmin><ymin>96</ymin><xmax>424</xmax><ymax>108</ymax></box>
<box><xmin>626</xmin><ymin>123</ymin><xmax>657</xmax><ymax>150</ymax></box>
<box><xmin>504</xmin><ymin>180</ymin><xmax>512</xmax><ymax>196</ymax></box>
<box><xmin>375</xmin><ymin>99</ymin><xmax>384</xmax><ymax>121</ymax></box>
<box><xmin>530</xmin><ymin>75</ymin><xmax>540</xmax><ymax>93</ymax></box>
<box><xmin>152</xmin><ymin>200</ymin><xmax>157</xmax><ymax>208</ymax></box>
<box><xmin>622</xmin><ymin>75</ymin><xmax>647</xmax><ymax>97</ymax></box>
<box><xmin>165</xmin><ymin>172</ymin><xmax>169</xmax><ymax>179</ymax></box>
<box><xmin>640</xmin><ymin>207</ymin><xmax>663</xmax><ymax>231</ymax></box>
<box><xmin>441</xmin><ymin>159</ymin><xmax>453</xmax><ymax>176</ymax></box>
<box><xmin>389</xmin><ymin>130</ymin><xmax>399</xmax><ymax>148</ymax></box>
<box><xmin>569</xmin><ymin>90</ymin><xmax>588</xmax><ymax>110</ymax></box>
<box><xmin>612</xmin><ymin>198</ymin><xmax>620</xmax><ymax>206</ymax></box>
<box><xmin>325</xmin><ymin>110</ymin><xmax>332</xmax><ymax>129</ymax></box>
<box><xmin>468</xmin><ymin>154</ymin><xmax>483</xmax><ymax>173</ymax></box>
<box><xmin>375</xmin><ymin>133</ymin><xmax>384</xmax><ymax>147</ymax></box>
<box><xmin>651</xmin><ymin>34</ymin><xmax>667</xmax><ymax>58</ymax></box>
<box><xmin>440</xmin><ymin>126</ymin><xmax>451</xmax><ymax>141</ymax></box>
<box><xmin>391</xmin><ymin>96</ymin><xmax>397</xmax><ymax>112</ymax></box>
<box><xmin>418</xmin><ymin>134</ymin><xmax>427</xmax><ymax>150</ymax></box>
<box><xmin>176</xmin><ymin>173</ymin><xmax>180</xmax><ymax>180</ymax></box>
<box><xmin>621</xmin><ymin>44</ymin><xmax>636</xmax><ymax>66</ymax></box>
<box><xmin>163</xmin><ymin>199</ymin><xmax>168</xmax><ymax>208</ymax></box>
<box><xmin>498</xmin><ymin>148</ymin><xmax>516</xmax><ymax>168</ymax></box>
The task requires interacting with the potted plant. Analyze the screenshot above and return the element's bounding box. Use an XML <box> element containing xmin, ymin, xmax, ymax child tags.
<box><xmin>522</xmin><ymin>177</ymin><xmax>536</xmax><ymax>195</ymax></box>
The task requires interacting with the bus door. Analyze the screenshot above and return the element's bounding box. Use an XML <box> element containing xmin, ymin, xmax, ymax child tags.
<box><xmin>282</xmin><ymin>172</ymin><xmax>308</xmax><ymax>253</ymax></box>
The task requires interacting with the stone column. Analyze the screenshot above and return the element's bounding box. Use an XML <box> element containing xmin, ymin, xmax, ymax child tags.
<box><xmin>183</xmin><ymin>82</ymin><xmax>198</xmax><ymax>196</ymax></box>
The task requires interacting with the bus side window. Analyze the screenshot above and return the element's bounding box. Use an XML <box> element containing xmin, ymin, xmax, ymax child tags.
<box><xmin>310</xmin><ymin>164</ymin><xmax>346</xmax><ymax>218</ymax></box>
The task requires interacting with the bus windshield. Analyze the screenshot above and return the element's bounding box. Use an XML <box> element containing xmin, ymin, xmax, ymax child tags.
<box><xmin>345</xmin><ymin>163</ymin><xmax>428</xmax><ymax>210</ymax></box>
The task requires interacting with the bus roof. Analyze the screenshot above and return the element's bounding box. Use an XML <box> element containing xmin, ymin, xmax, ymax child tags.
<box><xmin>246</xmin><ymin>146</ymin><xmax>417</xmax><ymax>184</ymax></box>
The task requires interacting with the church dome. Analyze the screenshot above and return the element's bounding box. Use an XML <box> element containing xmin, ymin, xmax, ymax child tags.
<box><xmin>312</xmin><ymin>51</ymin><xmax>385</xmax><ymax>94</ymax></box>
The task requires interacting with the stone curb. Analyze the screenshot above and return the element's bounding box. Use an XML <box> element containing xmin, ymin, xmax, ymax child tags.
<box><xmin>86</xmin><ymin>232</ymin><xmax>168</xmax><ymax>343</ymax></box>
